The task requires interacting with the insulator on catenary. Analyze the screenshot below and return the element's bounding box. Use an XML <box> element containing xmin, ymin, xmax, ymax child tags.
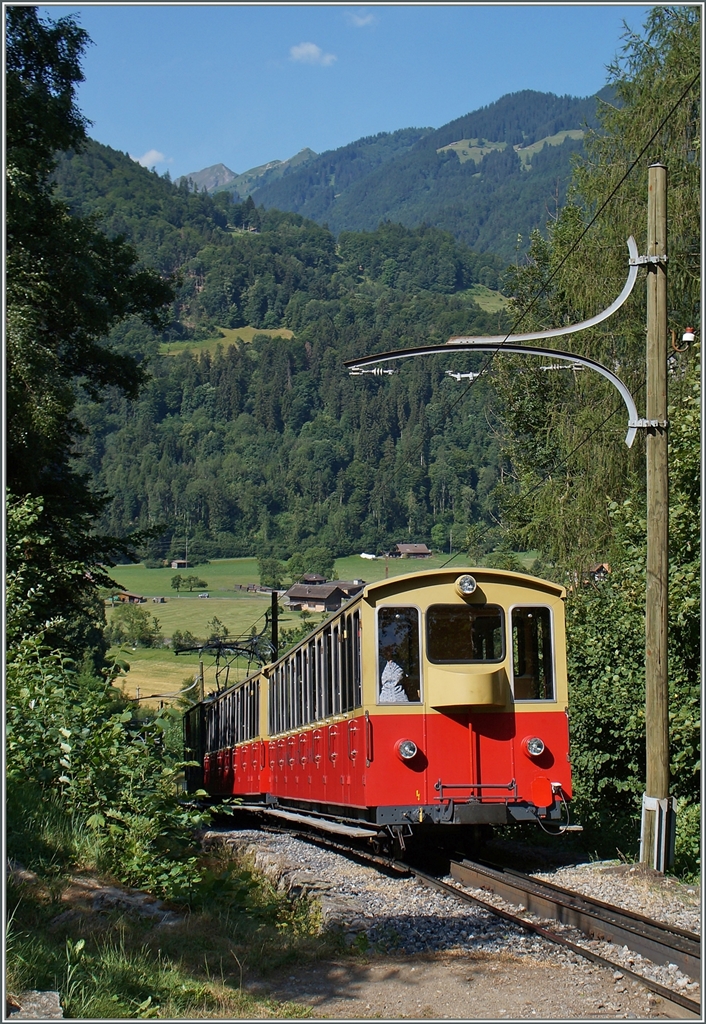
<box><xmin>348</xmin><ymin>366</ymin><xmax>397</xmax><ymax>376</ymax></box>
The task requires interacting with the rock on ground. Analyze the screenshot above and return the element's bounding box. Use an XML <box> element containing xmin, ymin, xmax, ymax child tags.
<box><xmin>6</xmin><ymin>991</ymin><xmax>63</xmax><ymax>1020</ymax></box>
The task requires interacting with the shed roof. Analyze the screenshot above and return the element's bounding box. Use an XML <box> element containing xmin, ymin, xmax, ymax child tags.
<box><xmin>286</xmin><ymin>584</ymin><xmax>345</xmax><ymax>600</ymax></box>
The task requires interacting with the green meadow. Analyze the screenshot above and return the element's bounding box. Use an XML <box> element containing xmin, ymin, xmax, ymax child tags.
<box><xmin>159</xmin><ymin>325</ymin><xmax>293</xmax><ymax>358</ymax></box>
<box><xmin>463</xmin><ymin>283</ymin><xmax>509</xmax><ymax>313</ymax></box>
<box><xmin>436</xmin><ymin>137</ymin><xmax>506</xmax><ymax>163</ymax></box>
<box><xmin>437</xmin><ymin>130</ymin><xmax>584</xmax><ymax>169</ymax></box>
<box><xmin>107</xmin><ymin>552</ymin><xmax>537</xmax><ymax>702</ymax></box>
<box><xmin>514</xmin><ymin>128</ymin><xmax>584</xmax><ymax>166</ymax></box>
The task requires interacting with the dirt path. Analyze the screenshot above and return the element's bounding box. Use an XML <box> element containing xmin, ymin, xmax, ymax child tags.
<box><xmin>247</xmin><ymin>949</ymin><xmax>680</xmax><ymax>1020</ymax></box>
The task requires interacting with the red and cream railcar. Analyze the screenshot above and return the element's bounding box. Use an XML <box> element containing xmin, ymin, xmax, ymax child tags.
<box><xmin>184</xmin><ymin>569</ymin><xmax>572</xmax><ymax>836</ymax></box>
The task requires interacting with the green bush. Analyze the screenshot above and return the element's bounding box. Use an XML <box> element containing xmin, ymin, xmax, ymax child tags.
<box><xmin>6</xmin><ymin>632</ymin><xmax>208</xmax><ymax>901</ymax></box>
<box><xmin>674</xmin><ymin>802</ymin><xmax>701</xmax><ymax>880</ymax></box>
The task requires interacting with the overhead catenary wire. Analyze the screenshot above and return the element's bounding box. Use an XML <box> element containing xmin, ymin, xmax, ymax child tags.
<box><xmin>462</xmin><ymin>69</ymin><xmax>700</xmax><ymax>382</ymax></box>
<box><xmin>396</xmin><ymin>70</ymin><xmax>699</xmax><ymax>527</ymax></box>
<box><xmin>439</xmin><ymin>381</ymin><xmax>646</xmax><ymax>570</ymax></box>
<box><xmin>243</xmin><ymin>75</ymin><xmax>700</xmax><ymax>638</ymax></box>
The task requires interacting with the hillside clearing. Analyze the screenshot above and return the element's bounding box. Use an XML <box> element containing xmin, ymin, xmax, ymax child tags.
<box><xmin>160</xmin><ymin>325</ymin><xmax>294</xmax><ymax>357</ymax></box>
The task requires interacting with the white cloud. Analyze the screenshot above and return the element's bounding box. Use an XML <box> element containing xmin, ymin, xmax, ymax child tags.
<box><xmin>131</xmin><ymin>149</ymin><xmax>166</xmax><ymax>168</ymax></box>
<box><xmin>289</xmin><ymin>42</ymin><xmax>337</xmax><ymax>67</ymax></box>
<box><xmin>346</xmin><ymin>10</ymin><xmax>375</xmax><ymax>28</ymax></box>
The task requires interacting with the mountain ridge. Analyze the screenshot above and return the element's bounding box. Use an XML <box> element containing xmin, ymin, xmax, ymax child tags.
<box><xmin>183</xmin><ymin>88</ymin><xmax>609</xmax><ymax>258</ymax></box>
<box><xmin>177</xmin><ymin>148</ymin><xmax>319</xmax><ymax>199</ymax></box>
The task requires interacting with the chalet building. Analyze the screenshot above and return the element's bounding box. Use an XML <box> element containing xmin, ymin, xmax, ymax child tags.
<box><xmin>395</xmin><ymin>543</ymin><xmax>432</xmax><ymax>558</ymax></box>
<box><xmin>335</xmin><ymin>580</ymin><xmax>366</xmax><ymax>598</ymax></box>
<box><xmin>300</xmin><ymin>573</ymin><xmax>326</xmax><ymax>584</ymax></box>
<box><xmin>171</xmin><ymin>559</ymin><xmax>189</xmax><ymax>569</ymax></box>
<box><xmin>285</xmin><ymin>584</ymin><xmax>347</xmax><ymax>613</ymax></box>
<box><xmin>586</xmin><ymin>563</ymin><xmax>611</xmax><ymax>584</ymax></box>
<box><xmin>117</xmin><ymin>591</ymin><xmax>146</xmax><ymax>604</ymax></box>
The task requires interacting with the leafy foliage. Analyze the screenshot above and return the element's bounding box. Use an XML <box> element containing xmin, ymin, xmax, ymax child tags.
<box><xmin>566</xmin><ymin>349</ymin><xmax>700</xmax><ymax>864</ymax></box>
<box><xmin>6</xmin><ymin>8</ymin><xmax>173</xmax><ymax>655</ymax></box>
<box><xmin>105</xmin><ymin>604</ymin><xmax>165</xmax><ymax>649</ymax></box>
<box><xmin>488</xmin><ymin>8</ymin><xmax>700</xmax><ymax>863</ymax></box>
<box><xmin>6</xmin><ymin>631</ymin><xmax>207</xmax><ymax>900</ymax></box>
<box><xmin>494</xmin><ymin>6</ymin><xmax>700</xmax><ymax>574</ymax></box>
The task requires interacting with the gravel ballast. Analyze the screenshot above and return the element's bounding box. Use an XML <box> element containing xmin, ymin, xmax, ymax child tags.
<box><xmin>204</xmin><ymin>827</ymin><xmax>700</xmax><ymax>1019</ymax></box>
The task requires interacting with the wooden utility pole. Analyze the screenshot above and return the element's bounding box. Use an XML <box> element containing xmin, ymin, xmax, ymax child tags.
<box><xmin>271</xmin><ymin>590</ymin><xmax>279</xmax><ymax>660</ymax></box>
<box><xmin>642</xmin><ymin>163</ymin><xmax>671</xmax><ymax>869</ymax></box>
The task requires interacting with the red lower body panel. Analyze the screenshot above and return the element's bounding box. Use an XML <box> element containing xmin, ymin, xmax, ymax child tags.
<box><xmin>203</xmin><ymin>709</ymin><xmax>572</xmax><ymax>818</ymax></box>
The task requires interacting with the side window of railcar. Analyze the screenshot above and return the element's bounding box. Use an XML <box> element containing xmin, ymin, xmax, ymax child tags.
<box><xmin>511</xmin><ymin>607</ymin><xmax>554</xmax><ymax>700</ymax></box>
<box><xmin>377</xmin><ymin>607</ymin><xmax>421</xmax><ymax>703</ymax></box>
<box><xmin>427</xmin><ymin>604</ymin><xmax>504</xmax><ymax>662</ymax></box>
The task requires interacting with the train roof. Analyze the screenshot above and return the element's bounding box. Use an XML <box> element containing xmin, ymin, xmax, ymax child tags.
<box><xmin>362</xmin><ymin>567</ymin><xmax>566</xmax><ymax>601</ymax></box>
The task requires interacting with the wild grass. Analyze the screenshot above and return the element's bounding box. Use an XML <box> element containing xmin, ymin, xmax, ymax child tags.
<box><xmin>7</xmin><ymin>805</ymin><xmax>332</xmax><ymax>1018</ymax></box>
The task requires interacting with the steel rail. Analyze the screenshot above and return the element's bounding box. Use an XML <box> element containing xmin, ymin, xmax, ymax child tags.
<box><xmin>452</xmin><ymin>858</ymin><xmax>700</xmax><ymax>978</ymax></box>
<box><xmin>209</xmin><ymin>810</ymin><xmax>699</xmax><ymax>1016</ymax></box>
<box><xmin>403</xmin><ymin>861</ymin><xmax>700</xmax><ymax>1018</ymax></box>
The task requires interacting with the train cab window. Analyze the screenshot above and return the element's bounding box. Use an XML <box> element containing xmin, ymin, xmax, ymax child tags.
<box><xmin>377</xmin><ymin>607</ymin><xmax>421</xmax><ymax>703</ymax></box>
<box><xmin>427</xmin><ymin>604</ymin><xmax>504</xmax><ymax>662</ymax></box>
<box><xmin>511</xmin><ymin>607</ymin><xmax>554</xmax><ymax>700</ymax></box>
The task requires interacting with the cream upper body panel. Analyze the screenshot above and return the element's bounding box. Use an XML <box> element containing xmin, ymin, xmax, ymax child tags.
<box><xmin>361</xmin><ymin>568</ymin><xmax>568</xmax><ymax>712</ymax></box>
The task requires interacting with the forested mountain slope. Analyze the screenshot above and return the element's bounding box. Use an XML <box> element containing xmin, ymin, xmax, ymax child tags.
<box><xmin>247</xmin><ymin>90</ymin><xmax>608</xmax><ymax>258</ymax></box>
<box><xmin>214</xmin><ymin>127</ymin><xmax>433</xmax><ymax>207</ymax></box>
<box><xmin>53</xmin><ymin>141</ymin><xmax>512</xmax><ymax>563</ymax></box>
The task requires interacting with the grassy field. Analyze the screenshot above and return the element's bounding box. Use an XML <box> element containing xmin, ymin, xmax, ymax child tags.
<box><xmin>108</xmin><ymin>557</ymin><xmax>262</xmax><ymax>596</ymax></box>
<box><xmin>515</xmin><ymin>128</ymin><xmax>584</xmax><ymax>166</ymax></box>
<box><xmin>463</xmin><ymin>283</ymin><xmax>509</xmax><ymax>313</ymax></box>
<box><xmin>107</xmin><ymin>552</ymin><xmax>538</xmax><ymax>703</ymax></box>
<box><xmin>159</xmin><ymin>325</ymin><xmax>294</xmax><ymax>358</ymax></box>
<box><xmin>436</xmin><ymin>137</ymin><xmax>506</xmax><ymax>163</ymax></box>
<box><xmin>437</xmin><ymin>130</ymin><xmax>584</xmax><ymax>170</ymax></box>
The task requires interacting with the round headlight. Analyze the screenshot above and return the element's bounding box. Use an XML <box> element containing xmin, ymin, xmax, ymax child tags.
<box><xmin>456</xmin><ymin>574</ymin><xmax>477</xmax><ymax>596</ymax></box>
<box><xmin>397</xmin><ymin>739</ymin><xmax>418</xmax><ymax>760</ymax></box>
<box><xmin>524</xmin><ymin>736</ymin><xmax>545</xmax><ymax>757</ymax></box>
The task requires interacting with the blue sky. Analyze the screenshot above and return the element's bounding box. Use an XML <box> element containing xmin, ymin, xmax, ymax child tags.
<box><xmin>39</xmin><ymin>3</ymin><xmax>652</xmax><ymax>179</ymax></box>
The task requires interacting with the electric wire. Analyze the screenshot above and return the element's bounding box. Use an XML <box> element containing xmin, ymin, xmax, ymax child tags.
<box><xmin>439</xmin><ymin>380</ymin><xmax>646</xmax><ymax>570</ymax></box>
<box><xmin>461</xmin><ymin>69</ymin><xmax>699</xmax><ymax>380</ymax></box>
<box><xmin>398</xmin><ymin>72</ymin><xmax>699</xmax><ymax>551</ymax></box>
<box><xmin>215</xmin><ymin>74</ymin><xmax>700</xmax><ymax>655</ymax></box>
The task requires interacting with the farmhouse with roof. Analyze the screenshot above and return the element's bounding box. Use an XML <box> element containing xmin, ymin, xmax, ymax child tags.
<box><xmin>285</xmin><ymin>584</ymin><xmax>347</xmax><ymax>613</ymax></box>
<box><xmin>395</xmin><ymin>543</ymin><xmax>432</xmax><ymax>558</ymax></box>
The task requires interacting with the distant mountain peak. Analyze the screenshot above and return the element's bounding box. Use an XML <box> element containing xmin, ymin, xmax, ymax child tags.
<box><xmin>177</xmin><ymin>148</ymin><xmax>320</xmax><ymax>200</ymax></box>
<box><xmin>175</xmin><ymin>163</ymin><xmax>237</xmax><ymax>192</ymax></box>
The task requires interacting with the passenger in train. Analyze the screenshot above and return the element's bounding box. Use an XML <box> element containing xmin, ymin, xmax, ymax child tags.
<box><xmin>379</xmin><ymin>644</ymin><xmax>410</xmax><ymax>702</ymax></box>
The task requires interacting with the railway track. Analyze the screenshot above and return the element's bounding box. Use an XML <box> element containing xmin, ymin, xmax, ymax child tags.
<box><xmin>213</xmin><ymin>808</ymin><xmax>701</xmax><ymax>1017</ymax></box>
<box><xmin>451</xmin><ymin>858</ymin><xmax>700</xmax><ymax>979</ymax></box>
<box><xmin>404</xmin><ymin>859</ymin><xmax>701</xmax><ymax>1018</ymax></box>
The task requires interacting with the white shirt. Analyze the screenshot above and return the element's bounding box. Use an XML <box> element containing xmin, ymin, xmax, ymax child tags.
<box><xmin>379</xmin><ymin>660</ymin><xmax>409</xmax><ymax>702</ymax></box>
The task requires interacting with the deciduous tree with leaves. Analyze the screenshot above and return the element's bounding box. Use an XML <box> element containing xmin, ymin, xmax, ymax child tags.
<box><xmin>6</xmin><ymin>6</ymin><xmax>173</xmax><ymax>656</ymax></box>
